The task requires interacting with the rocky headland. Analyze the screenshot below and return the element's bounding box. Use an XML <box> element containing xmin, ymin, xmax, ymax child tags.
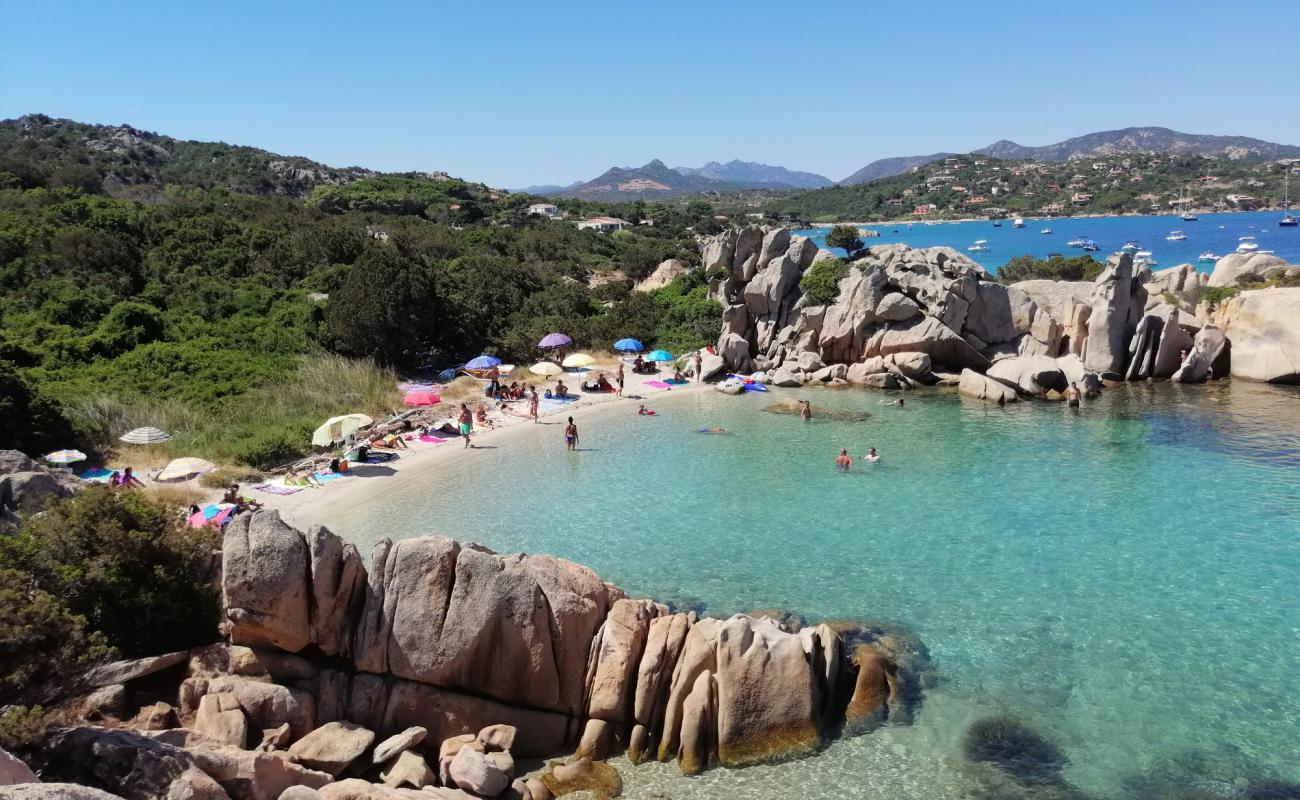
<box><xmin>702</xmin><ymin>226</ymin><xmax>1300</xmax><ymax>396</ymax></box>
<box><xmin>1</xmin><ymin>511</ymin><xmax>921</xmax><ymax>800</ymax></box>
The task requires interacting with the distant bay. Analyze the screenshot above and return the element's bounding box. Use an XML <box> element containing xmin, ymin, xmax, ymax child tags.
<box><xmin>797</xmin><ymin>210</ymin><xmax>1300</xmax><ymax>273</ymax></box>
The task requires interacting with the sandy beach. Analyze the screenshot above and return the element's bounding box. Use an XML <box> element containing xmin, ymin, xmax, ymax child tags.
<box><xmin>256</xmin><ymin>367</ymin><xmax>709</xmax><ymax>530</ymax></box>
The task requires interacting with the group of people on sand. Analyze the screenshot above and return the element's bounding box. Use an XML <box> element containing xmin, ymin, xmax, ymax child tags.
<box><xmin>107</xmin><ymin>466</ymin><xmax>145</xmax><ymax>488</ymax></box>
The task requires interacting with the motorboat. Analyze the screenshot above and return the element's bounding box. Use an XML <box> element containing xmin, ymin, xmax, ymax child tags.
<box><xmin>1081</xmin><ymin>240</ymin><xmax>1100</xmax><ymax>252</ymax></box>
<box><xmin>1236</xmin><ymin>236</ymin><xmax>1260</xmax><ymax>253</ymax></box>
<box><xmin>1121</xmin><ymin>241</ymin><xmax>1140</xmax><ymax>253</ymax></box>
<box><xmin>992</xmin><ymin>220</ymin><xmax>1002</xmax><ymax>227</ymax></box>
<box><xmin>1067</xmin><ymin>236</ymin><xmax>1088</xmax><ymax>248</ymax></box>
<box><xmin>1040</xmin><ymin>228</ymin><xmax>1052</xmax><ymax>234</ymax></box>
<box><xmin>1283</xmin><ymin>213</ymin><xmax>1298</xmax><ymax>227</ymax></box>
<box><xmin>1198</xmin><ymin>251</ymin><xmax>1217</xmax><ymax>263</ymax></box>
<box><xmin>1166</xmin><ymin>231</ymin><xmax>1187</xmax><ymax>241</ymax></box>
<box><xmin>1134</xmin><ymin>251</ymin><xmax>1157</xmax><ymax>267</ymax></box>
<box><xmin>1012</xmin><ymin>217</ymin><xmax>1025</xmax><ymax>228</ymax></box>
<box><xmin>969</xmin><ymin>240</ymin><xmax>991</xmax><ymax>253</ymax></box>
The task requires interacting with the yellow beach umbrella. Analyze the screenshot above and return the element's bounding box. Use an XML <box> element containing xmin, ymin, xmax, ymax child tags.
<box><xmin>562</xmin><ymin>353</ymin><xmax>595</xmax><ymax>368</ymax></box>
<box><xmin>156</xmin><ymin>457</ymin><xmax>216</xmax><ymax>482</ymax></box>
<box><xmin>311</xmin><ymin>413</ymin><xmax>374</xmax><ymax>447</ymax></box>
<box><xmin>529</xmin><ymin>362</ymin><xmax>564</xmax><ymax>377</ymax></box>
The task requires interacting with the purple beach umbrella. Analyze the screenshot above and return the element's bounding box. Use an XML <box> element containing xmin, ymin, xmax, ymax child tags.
<box><xmin>538</xmin><ymin>332</ymin><xmax>572</xmax><ymax>350</ymax></box>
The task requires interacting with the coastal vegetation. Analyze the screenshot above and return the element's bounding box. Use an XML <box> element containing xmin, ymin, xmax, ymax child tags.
<box><xmin>0</xmin><ymin>116</ymin><xmax>721</xmax><ymax>465</ymax></box>
<box><xmin>823</xmin><ymin>224</ymin><xmax>865</xmax><ymax>258</ymax></box>
<box><xmin>799</xmin><ymin>256</ymin><xmax>850</xmax><ymax>304</ymax></box>
<box><xmin>757</xmin><ymin>153</ymin><xmax>1295</xmax><ymax>223</ymax></box>
<box><xmin>997</xmin><ymin>254</ymin><xmax>1105</xmax><ymax>283</ymax></box>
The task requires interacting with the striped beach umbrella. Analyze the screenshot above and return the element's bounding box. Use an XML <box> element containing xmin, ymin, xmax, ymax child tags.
<box><xmin>119</xmin><ymin>427</ymin><xmax>173</xmax><ymax>445</ymax></box>
<box><xmin>44</xmin><ymin>449</ymin><xmax>87</xmax><ymax>465</ymax></box>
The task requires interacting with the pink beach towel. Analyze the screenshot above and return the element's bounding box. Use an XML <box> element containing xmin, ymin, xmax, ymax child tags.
<box><xmin>418</xmin><ymin>435</ymin><xmax>447</xmax><ymax>443</ymax></box>
<box><xmin>645</xmin><ymin>380</ymin><xmax>673</xmax><ymax>390</ymax></box>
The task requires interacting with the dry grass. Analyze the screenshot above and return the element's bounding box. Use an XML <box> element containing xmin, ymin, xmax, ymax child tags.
<box><xmin>144</xmin><ymin>484</ymin><xmax>208</xmax><ymax>508</ymax></box>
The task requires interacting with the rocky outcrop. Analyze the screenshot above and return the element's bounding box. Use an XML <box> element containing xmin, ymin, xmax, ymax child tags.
<box><xmin>1211</xmin><ymin>288</ymin><xmax>1300</xmax><ymax>383</ymax></box>
<box><xmin>0</xmin><ymin>747</ymin><xmax>38</xmax><ymax>785</ymax></box>
<box><xmin>958</xmin><ymin>369</ymin><xmax>1018</xmax><ymax>404</ymax></box>
<box><xmin>985</xmin><ymin>356</ymin><xmax>1067</xmax><ymax>397</ymax></box>
<box><xmin>634</xmin><ymin>259</ymin><xmax>690</xmax><ymax>292</ymax></box>
<box><xmin>37</xmin><ymin>727</ymin><xmax>230</xmax><ymax>800</ymax></box>
<box><xmin>1172</xmin><ymin>325</ymin><xmax>1229</xmax><ymax>383</ymax></box>
<box><xmin>0</xmin><ymin>450</ymin><xmax>85</xmax><ymax>520</ymax></box>
<box><xmin>1081</xmin><ymin>254</ymin><xmax>1148</xmax><ymax>377</ymax></box>
<box><xmin>203</xmin><ymin>516</ymin><xmax>919</xmax><ymax>782</ymax></box>
<box><xmin>1207</xmin><ymin>253</ymin><xmax>1291</xmax><ymax>288</ymax></box>
<box><xmin>1145</xmin><ymin>263</ymin><xmax>1208</xmax><ymax>294</ymax></box>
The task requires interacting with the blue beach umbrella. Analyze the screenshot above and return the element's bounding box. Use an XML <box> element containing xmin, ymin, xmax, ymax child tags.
<box><xmin>646</xmin><ymin>349</ymin><xmax>673</xmax><ymax>362</ymax></box>
<box><xmin>613</xmin><ymin>338</ymin><xmax>644</xmax><ymax>352</ymax></box>
<box><xmin>464</xmin><ymin>355</ymin><xmax>502</xmax><ymax>370</ymax></box>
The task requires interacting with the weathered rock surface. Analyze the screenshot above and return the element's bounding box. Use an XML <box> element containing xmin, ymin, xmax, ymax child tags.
<box><xmin>204</xmin><ymin>677</ymin><xmax>315</xmax><ymax>740</ymax></box>
<box><xmin>39</xmin><ymin>727</ymin><xmax>229</xmax><ymax>800</ymax></box>
<box><xmin>448</xmin><ymin>747</ymin><xmax>508</xmax><ymax>798</ymax></box>
<box><xmin>0</xmin><ymin>747</ymin><xmax>38</xmax><ymax>786</ymax></box>
<box><xmin>1081</xmin><ymin>254</ymin><xmax>1147</xmax><ymax>377</ymax></box>
<box><xmin>286</xmin><ymin>722</ymin><xmax>374</xmax><ymax>777</ymax></box>
<box><xmin>1172</xmin><ymin>325</ymin><xmax>1229</xmax><ymax>383</ymax></box>
<box><xmin>0</xmin><ymin>787</ymin><xmax>124</xmax><ymax>800</ymax></box>
<box><xmin>1212</xmin><ymin>288</ymin><xmax>1300</xmax><ymax>383</ymax></box>
<box><xmin>371</xmin><ymin>727</ymin><xmax>425</xmax><ymax>765</ymax></box>
<box><xmin>378</xmin><ymin>751</ymin><xmax>434</xmax><ymax>789</ymax></box>
<box><xmin>635</xmin><ymin>259</ymin><xmax>690</xmax><ymax>292</ymax></box>
<box><xmin>186</xmin><ymin>744</ymin><xmax>332</xmax><ymax>800</ymax></box>
<box><xmin>193</xmin><ymin>694</ymin><xmax>250</xmax><ymax>748</ymax></box>
<box><xmin>1207</xmin><ymin>252</ymin><xmax>1290</xmax><ymax>288</ymax></box>
<box><xmin>958</xmin><ymin>369</ymin><xmax>1018</xmax><ymax>404</ymax></box>
<box><xmin>986</xmin><ymin>355</ymin><xmax>1067</xmax><ymax>396</ymax></box>
<box><xmin>83</xmin><ymin>652</ymin><xmax>189</xmax><ymax>690</ymax></box>
<box><xmin>1145</xmin><ymin>263</ymin><xmax>1208</xmax><ymax>294</ymax></box>
<box><xmin>0</xmin><ymin>451</ymin><xmax>85</xmax><ymax>516</ymax></box>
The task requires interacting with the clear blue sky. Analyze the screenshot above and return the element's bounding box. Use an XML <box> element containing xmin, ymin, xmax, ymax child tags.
<box><xmin>3</xmin><ymin>1</ymin><xmax>1297</xmax><ymax>187</ymax></box>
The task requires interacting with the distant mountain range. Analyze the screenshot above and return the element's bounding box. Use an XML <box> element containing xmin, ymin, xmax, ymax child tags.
<box><xmin>839</xmin><ymin>127</ymin><xmax>1300</xmax><ymax>185</ymax></box>
<box><xmin>522</xmin><ymin>159</ymin><xmax>832</xmax><ymax>199</ymax></box>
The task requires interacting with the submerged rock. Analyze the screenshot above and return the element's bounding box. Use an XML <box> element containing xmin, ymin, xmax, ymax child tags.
<box><xmin>962</xmin><ymin>716</ymin><xmax>1066</xmax><ymax>785</ymax></box>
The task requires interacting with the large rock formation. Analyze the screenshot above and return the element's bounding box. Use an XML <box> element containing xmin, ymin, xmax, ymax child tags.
<box><xmin>1080</xmin><ymin>254</ymin><xmax>1149</xmax><ymax>377</ymax></box>
<box><xmin>1207</xmin><ymin>253</ymin><xmax>1291</xmax><ymax>288</ymax></box>
<box><xmin>210</xmin><ymin>513</ymin><xmax>917</xmax><ymax>781</ymax></box>
<box><xmin>1211</xmin><ymin>287</ymin><xmax>1300</xmax><ymax>383</ymax></box>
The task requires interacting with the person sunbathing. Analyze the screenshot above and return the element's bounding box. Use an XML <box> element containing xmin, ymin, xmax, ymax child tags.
<box><xmin>554</xmin><ymin>380</ymin><xmax>570</xmax><ymax>398</ymax></box>
<box><xmin>285</xmin><ymin>467</ymin><xmax>323</xmax><ymax>487</ymax></box>
<box><xmin>673</xmin><ymin>369</ymin><xmax>685</xmax><ymax>382</ymax></box>
<box><xmin>475</xmin><ymin>404</ymin><xmax>495</xmax><ymax>427</ymax></box>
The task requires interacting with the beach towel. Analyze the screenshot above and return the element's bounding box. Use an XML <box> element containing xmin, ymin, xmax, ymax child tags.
<box><xmin>645</xmin><ymin>380</ymin><xmax>673</xmax><ymax>390</ymax></box>
<box><xmin>79</xmin><ymin>467</ymin><xmax>115</xmax><ymax>483</ymax></box>
<box><xmin>418</xmin><ymin>435</ymin><xmax>448</xmax><ymax>443</ymax></box>
<box><xmin>313</xmin><ymin>470</ymin><xmax>352</xmax><ymax>482</ymax></box>
<box><xmin>664</xmin><ymin>378</ymin><xmax>689</xmax><ymax>385</ymax></box>
<box><xmin>254</xmin><ymin>483</ymin><xmax>302</xmax><ymax>496</ymax></box>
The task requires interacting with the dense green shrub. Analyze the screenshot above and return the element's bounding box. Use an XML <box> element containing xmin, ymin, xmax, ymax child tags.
<box><xmin>0</xmin><ymin>568</ymin><xmax>113</xmax><ymax>706</ymax></box>
<box><xmin>998</xmin><ymin>255</ymin><xmax>1104</xmax><ymax>283</ymax></box>
<box><xmin>0</xmin><ymin>486</ymin><xmax>219</xmax><ymax>658</ymax></box>
<box><xmin>799</xmin><ymin>257</ymin><xmax>851</xmax><ymax>305</ymax></box>
<box><xmin>1200</xmin><ymin>286</ymin><xmax>1240</xmax><ymax>307</ymax></box>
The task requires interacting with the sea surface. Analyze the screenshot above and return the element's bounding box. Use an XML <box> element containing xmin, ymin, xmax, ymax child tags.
<box><xmin>326</xmin><ymin>383</ymin><xmax>1300</xmax><ymax>800</ymax></box>
<box><xmin>797</xmin><ymin>210</ymin><xmax>1300</xmax><ymax>274</ymax></box>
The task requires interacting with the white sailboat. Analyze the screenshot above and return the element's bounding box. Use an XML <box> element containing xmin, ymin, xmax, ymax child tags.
<box><xmin>1012</xmin><ymin>217</ymin><xmax>1025</xmax><ymax>228</ymax></box>
<box><xmin>1180</xmin><ymin>185</ymin><xmax>1198</xmax><ymax>221</ymax></box>
<box><xmin>1281</xmin><ymin>172</ymin><xmax>1297</xmax><ymax>227</ymax></box>
<box><xmin>1236</xmin><ymin>236</ymin><xmax>1260</xmax><ymax>253</ymax></box>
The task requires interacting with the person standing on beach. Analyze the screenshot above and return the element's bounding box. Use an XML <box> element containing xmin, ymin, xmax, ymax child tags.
<box><xmin>616</xmin><ymin>363</ymin><xmax>625</xmax><ymax>397</ymax></box>
<box><xmin>800</xmin><ymin>400</ymin><xmax>812</xmax><ymax>421</ymax></box>
<box><xmin>693</xmin><ymin>351</ymin><xmax>703</xmax><ymax>383</ymax></box>
<box><xmin>487</xmin><ymin>363</ymin><xmax>500</xmax><ymax>395</ymax></box>
<box><xmin>564</xmin><ymin>416</ymin><xmax>579</xmax><ymax>451</ymax></box>
<box><xmin>458</xmin><ymin>403</ymin><xmax>474</xmax><ymax>448</ymax></box>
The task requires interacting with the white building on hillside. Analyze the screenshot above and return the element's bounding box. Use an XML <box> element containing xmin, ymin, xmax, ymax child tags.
<box><xmin>577</xmin><ymin>216</ymin><xmax>630</xmax><ymax>232</ymax></box>
<box><xmin>527</xmin><ymin>203</ymin><xmax>562</xmax><ymax>219</ymax></box>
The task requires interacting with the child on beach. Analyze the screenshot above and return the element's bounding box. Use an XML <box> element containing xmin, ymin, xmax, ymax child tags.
<box><xmin>564</xmin><ymin>417</ymin><xmax>579</xmax><ymax>451</ymax></box>
<box><xmin>458</xmin><ymin>404</ymin><xmax>474</xmax><ymax>448</ymax></box>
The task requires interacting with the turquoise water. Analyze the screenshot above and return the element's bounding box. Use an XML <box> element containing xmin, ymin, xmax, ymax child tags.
<box><xmin>798</xmin><ymin>210</ymin><xmax>1300</xmax><ymax>273</ymax></box>
<box><xmin>326</xmin><ymin>383</ymin><xmax>1300</xmax><ymax>799</ymax></box>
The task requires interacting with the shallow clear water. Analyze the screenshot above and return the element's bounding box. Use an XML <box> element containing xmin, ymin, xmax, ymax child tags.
<box><xmin>798</xmin><ymin>209</ymin><xmax>1300</xmax><ymax>273</ymax></box>
<box><xmin>327</xmin><ymin>383</ymin><xmax>1300</xmax><ymax>799</ymax></box>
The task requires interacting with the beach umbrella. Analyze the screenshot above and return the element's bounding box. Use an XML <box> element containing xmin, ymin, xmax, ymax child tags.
<box><xmin>646</xmin><ymin>349</ymin><xmax>673</xmax><ymax>362</ymax></box>
<box><xmin>311</xmin><ymin>413</ymin><xmax>374</xmax><ymax>447</ymax></box>
<box><xmin>156</xmin><ymin>457</ymin><xmax>216</xmax><ymax>482</ymax></box>
<box><xmin>44</xmin><ymin>449</ymin><xmax>87</xmax><ymax>465</ymax></box>
<box><xmin>403</xmin><ymin>390</ymin><xmax>441</xmax><ymax>407</ymax></box>
<box><xmin>562</xmin><ymin>353</ymin><xmax>595</xmax><ymax>368</ymax></box>
<box><xmin>529</xmin><ymin>361</ymin><xmax>564</xmax><ymax>377</ymax></box>
<box><xmin>119</xmin><ymin>426</ymin><xmax>173</xmax><ymax>445</ymax></box>
<box><xmin>464</xmin><ymin>355</ymin><xmax>502</xmax><ymax>370</ymax></box>
<box><xmin>538</xmin><ymin>332</ymin><xmax>572</xmax><ymax>350</ymax></box>
<box><xmin>613</xmin><ymin>338</ymin><xmax>644</xmax><ymax>352</ymax></box>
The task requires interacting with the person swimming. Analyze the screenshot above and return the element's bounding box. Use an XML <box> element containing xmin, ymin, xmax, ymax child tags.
<box><xmin>698</xmin><ymin>427</ymin><xmax>727</xmax><ymax>434</ymax></box>
<box><xmin>799</xmin><ymin>400</ymin><xmax>812</xmax><ymax>421</ymax></box>
<box><xmin>835</xmin><ymin>449</ymin><xmax>853</xmax><ymax>472</ymax></box>
<box><xmin>1066</xmin><ymin>382</ymin><xmax>1081</xmax><ymax>409</ymax></box>
<box><xmin>863</xmin><ymin>447</ymin><xmax>880</xmax><ymax>463</ymax></box>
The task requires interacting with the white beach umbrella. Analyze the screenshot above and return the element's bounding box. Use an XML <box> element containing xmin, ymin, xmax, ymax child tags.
<box><xmin>311</xmin><ymin>414</ymin><xmax>374</xmax><ymax>447</ymax></box>
<box><xmin>156</xmin><ymin>457</ymin><xmax>217</xmax><ymax>482</ymax></box>
<box><xmin>562</xmin><ymin>353</ymin><xmax>595</xmax><ymax>368</ymax></box>
<box><xmin>119</xmin><ymin>426</ymin><xmax>173</xmax><ymax>445</ymax></box>
<box><xmin>529</xmin><ymin>362</ymin><xmax>564</xmax><ymax>377</ymax></box>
